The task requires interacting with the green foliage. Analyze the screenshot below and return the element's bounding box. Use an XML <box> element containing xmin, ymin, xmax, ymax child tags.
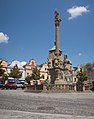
<box><xmin>31</xmin><ymin>68</ymin><xmax>42</xmax><ymax>80</ymax></box>
<box><xmin>85</xmin><ymin>62</ymin><xmax>94</xmax><ymax>72</ymax></box>
<box><xmin>25</xmin><ymin>67</ymin><xmax>42</xmax><ymax>84</ymax></box>
<box><xmin>9</xmin><ymin>64</ymin><xmax>22</xmax><ymax>79</ymax></box>
<box><xmin>25</xmin><ymin>75</ymin><xmax>32</xmax><ymax>84</ymax></box>
<box><xmin>82</xmin><ymin>62</ymin><xmax>94</xmax><ymax>81</ymax></box>
<box><xmin>76</xmin><ymin>68</ymin><xmax>88</xmax><ymax>83</ymax></box>
<box><xmin>44</xmin><ymin>78</ymin><xmax>49</xmax><ymax>85</ymax></box>
<box><xmin>2</xmin><ymin>74</ymin><xmax>8</xmax><ymax>83</ymax></box>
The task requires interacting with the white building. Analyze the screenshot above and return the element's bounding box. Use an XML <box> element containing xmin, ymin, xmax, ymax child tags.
<box><xmin>7</xmin><ymin>60</ymin><xmax>26</xmax><ymax>80</ymax></box>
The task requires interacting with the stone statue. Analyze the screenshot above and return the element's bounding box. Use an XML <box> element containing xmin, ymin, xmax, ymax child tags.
<box><xmin>54</xmin><ymin>10</ymin><xmax>61</xmax><ymax>27</ymax></box>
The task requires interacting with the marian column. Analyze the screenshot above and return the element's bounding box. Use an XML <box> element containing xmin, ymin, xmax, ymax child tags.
<box><xmin>48</xmin><ymin>10</ymin><xmax>64</xmax><ymax>84</ymax></box>
<box><xmin>54</xmin><ymin>10</ymin><xmax>61</xmax><ymax>57</ymax></box>
<box><xmin>48</xmin><ymin>10</ymin><xmax>72</xmax><ymax>85</ymax></box>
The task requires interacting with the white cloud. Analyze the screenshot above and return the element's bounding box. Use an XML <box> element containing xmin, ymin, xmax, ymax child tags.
<box><xmin>67</xmin><ymin>6</ymin><xmax>89</xmax><ymax>20</ymax></box>
<box><xmin>0</xmin><ymin>32</ymin><xmax>9</xmax><ymax>43</ymax></box>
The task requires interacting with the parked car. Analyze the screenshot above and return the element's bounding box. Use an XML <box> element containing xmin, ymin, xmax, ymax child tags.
<box><xmin>0</xmin><ymin>81</ymin><xmax>4</xmax><ymax>89</ymax></box>
<box><xmin>16</xmin><ymin>82</ymin><xmax>26</xmax><ymax>89</ymax></box>
<box><xmin>3</xmin><ymin>82</ymin><xmax>17</xmax><ymax>89</ymax></box>
<box><xmin>15</xmin><ymin>79</ymin><xmax>26</xmax><ymax>89</ymax></box>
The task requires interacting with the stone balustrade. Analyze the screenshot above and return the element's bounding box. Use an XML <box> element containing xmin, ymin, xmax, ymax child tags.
<box><xmin>43</xmin><ymin>83</ymin><xmax>90</xmax><ymax>93</ymax></box>
<box><xmin>43</xmin><ymin>84</ymin><xmax>77</xmax><ymax>93</ymax></box>
<box><xmin>26</xmin><ymin>83</ymin><xmax>90</xmax><ymax>93</ymax></box>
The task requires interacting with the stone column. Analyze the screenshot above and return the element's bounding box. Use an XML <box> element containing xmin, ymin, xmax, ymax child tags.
<box><xmin>55</xmin><ymin>26</ymin><xmax>59</xmax><ymax>55</ymax></box>
<box><xmin>54</xmin><ymin>10</ymin><xmax>61</xmax><ymax>56</ymax></box>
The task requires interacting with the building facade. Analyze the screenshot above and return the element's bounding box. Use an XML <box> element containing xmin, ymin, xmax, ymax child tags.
<box><xmin>0</xmin><ymin>59</ymin><xmax>8</xmax><ymax>75</ymax></box>
<box><xmin>7</xmin><ymin>60</ymin><xmax>26</xmax><ymax>80</ymax></box>
<box><xmin>23</xmin><ymin>59</ymin><xmax>37</xmax><ymax>77</ymax></box>
<box><xmin>39</xmin><ymin>63</ymin><xmax>49</xmax><ymax>82</ymax></box>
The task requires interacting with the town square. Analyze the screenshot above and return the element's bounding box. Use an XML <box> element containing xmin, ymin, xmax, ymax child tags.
<box><xmin>0</xmin><ymin>90</ymin><xmax>94</xmax><ymax>119</ymax></box>
<box><xmin>0</xmin><ymin>0</ymin><xmax>94</xmax><ymax>119</ymax></box>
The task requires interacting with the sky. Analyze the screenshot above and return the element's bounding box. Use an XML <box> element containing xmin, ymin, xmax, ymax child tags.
<box><xmin>0</xmin><ymin>0</ymin><xmax>94</xmax><ymax>67</ymax></box>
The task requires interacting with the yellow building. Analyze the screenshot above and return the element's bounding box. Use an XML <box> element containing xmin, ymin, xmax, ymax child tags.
<box><xmin>39</xmin><ymin>63</ymin><xmax>49</xmax><ymax>82</ymax></box>
<box><xmin>0</xmin><ymin>59</ymin><xmax>8</xmax><ymax>75</ymax></box>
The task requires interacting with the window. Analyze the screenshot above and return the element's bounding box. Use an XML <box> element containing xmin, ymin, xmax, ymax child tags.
<box><xmin>42</xmin><ymin>75</ymin><xmax>44</xmax><ymax>79</ymax></box>
<box><xmin>74</xmin><ymin>78</ymin><xmax>76</xmax><ymax>82</ymax></box>
<box><xmin>27</xmin><ymin>73</ymin><xmax>29</xmax><ymax>76</ymax></box>
<box><xmin>32</xmin><ymin>61</ymin><xmax>34</xmax><ymax>66</ymax></box>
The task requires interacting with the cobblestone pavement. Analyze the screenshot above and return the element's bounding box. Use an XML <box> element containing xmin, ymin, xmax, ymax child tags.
<box><xmin>0</xmin><ymin>90</ymin><xmax>94</xmax><ymax>119</ymax></box>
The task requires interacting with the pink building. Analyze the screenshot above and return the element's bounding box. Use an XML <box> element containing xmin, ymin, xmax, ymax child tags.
<box><xmin>24</xmin><ymin>59</ymin><xmax>37</xmax><ymax>77</ymax></box>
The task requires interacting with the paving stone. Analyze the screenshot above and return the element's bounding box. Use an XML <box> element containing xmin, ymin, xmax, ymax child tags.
<box><xmin>0</xmin><ymin>90</ymin><xmax>94</xmax><ymax>119</ymax></box>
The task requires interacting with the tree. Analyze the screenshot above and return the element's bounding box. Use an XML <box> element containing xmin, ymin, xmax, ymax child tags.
<box><xmin>44</xmin><ymin>78</ymin><xmax>50</xmax><ymax>90</ymax></box>
<box><xmin>25</xmin><ymin>67</ymin><xmax>43</xmax><ymax>90</ymax></box>
<box><xmin>76</xmin><ymin>68</ymin><xmax>88</xmax><ymax>91</ymax></box>
<box><xmin>76</xmin><ymin>68</ymin><xmax>88</xmax><ymax>83</ymax></box>
<box><xmin>31</xmin><ymin>68</ymin><xmax>42</xmax><ymax>81</ymax></box>
<box><xmin>9</xmin><ymin>64</ymin><xmax>22</xmax><ymax>79</ymax></box>
<box><xmin>85</xmin><ymin>63</ymin><xmax>94</xmax><ymax>84</ymax></box>
<box><xmin>25</xmin><ymin>75</ymin><xmax>32</xmax><ymax>84</ymax></box>
<box><xmin>25</xmin><ymin>67</ymin><xmax>43</xmax><ymax>84</ymax></box>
